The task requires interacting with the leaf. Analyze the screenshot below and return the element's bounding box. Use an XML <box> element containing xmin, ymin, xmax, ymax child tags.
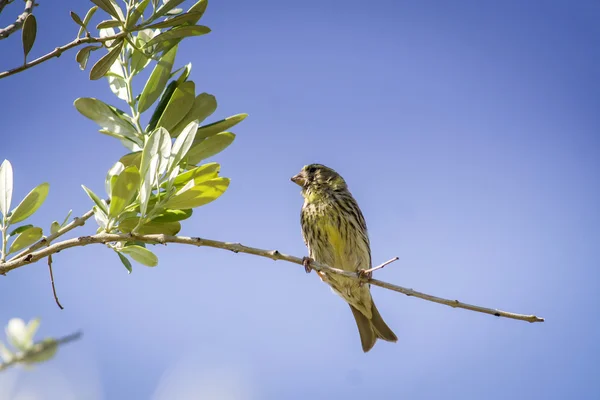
<box><xmin>146</xmin><ymin>79</ymin><xmax>178</xmax><ymax>132</ymax></box>
<box><xmin>107</xmin><ymin>60</ymin><xmax>129</xmax><ymax>102</ymax></box>
<box><xmin>144</xmin><ymin>25</ymin><xmax>211</xmax><ymax>49</ymax></box>
<box><xmin>145</xmin><ymin>11</ymin><xmax>204</xmax><ymax>29</ymax></box>
<box><xmin>74</xmin><ymin>98</ymin><xmax>138</xmax><ymax>142</ymax></box>
<box><xmin>156</xmin><ymin>81</ymin><xmax>195</xmax><ymax>132</ymax></box>
<box><xmin>152</xmin><ymin>0</ymin><xmax>186</xmax><ymax>20</ymax></box>
<box><xmin>117</xmin><ymin>251</ymin><xmax>132</xmax><ymax>273</ymax></box>
<box><xmin>6</xmin><ymin>318</ymin><xmax>30</xmax><ymax>351</ymax></box>
<box><xmin>119</xmin><ymin>151</ymin><xmax>142</xmax><ymax>168</ymax></box>
<box><xmin>90</xmin><ymin>40</ymin><xmax>124</xmax><ymax>80</ymax></box>
<box><xmin>187</xmin><ymin>132</ymin><xmax>235</xmax><ymax>165</ymax></box>
<box><xmin>76</xmin><ymin>45</ymin><xmax>101</xmax><ymax>70</ymax></box>
<box><xmin>139</xmin><ymin>128</ymin><xmax>171</xmax><ymax>216</ymax></box>
<box><xmin>165</xmin><ymin>8</ymin><xmax>183</xmax><ymax>16</ymax></box>
<box><xmin>9</xmin><ymin>224</ymin><xmax>33</xmax><ymax>237</ymax></box>
<box><xmin>22</xmin><ymin>339</ymin><xmax>58</xmax><ymax>364</ymax></box>
<box><xmin>105</xmin><ymin>161</ymin><xmax>125</xmax><ymax>197</ymax></box>
<box><xmin>130</xmin><ymin>29</ymin><xmax>156</xmax><ymax>75</ymax></box>
<box><xmin>50</xmin><ymin>221</ymin><xmax>60</xmax><ymax>235</ymax></box>
<box><xmin>22</xmin><ymin>14</ymin><xmax>37</xmax><ymax>61</ymax></box>
<box><xmin>169</xmin><ymin>121</ymin><xmax>198</xmax><ymax>170</ymax></box>
<box><xmin>167</xmin><ymin>162</ymin><xmax>220</xmax><ymax>187</ymax></box>
<box><xmin>109</xmin><ymin>166</ymin><xmax>140</xmax><ymax>218</ymax></box>
<box><xmin>0</xmin><ymin>342</ymin><xmax>13</xmax><ymax>363</ymax></box>
<box><xmin>9</xmin><ymin>183</ymin><xmax>49</xmax><ymax>224</ymax></box>
<box><xmin>8</xmin><ymin>227</ymin><xmax>43</xmax><ymax>254</ymax></box>
<box><xmin>25</xmin><ymin>318</ymin><xmax>40</xmax><ymax>344</ymax></box>
<box><xmin>138</xmin><ymin>45</ymin><xmax>177</xmax><ymax>113</ymax></box>
<box><xmin>96</xmin><ymin>19</ymin><xmax>122</xmax><ymax>29</ymax></box>
<box><xmin>89</xmin><ymin>0</ymin><xmax>123</xmax><ymax>21</ymax></box>
<box><xmin>0</xmin><ymin>159</ymin><xmax>13</xmax><ymax>218</ymax></box>
<box><xmin>118</xmin><ymin>218</ymin><xmax>181</xmax><ymax>235</ymax></box>
<box><xmin>126</xmin><ymin>0</ymin><xmax>149</xmax><ymax>29</ymax></box>
<box><xmin>170</xmin><ymin>93</ymin><xmax>216</xmax><ymax>138</ymax></box>
<box><xmin>60</xmin><ymin>210</ymin><xmax>73</xmax><ymax>227</ymax></box>
<box><xmin>151</xmin><ymin>208</ymin><xmax>192</xmax><ymax>222</ymax></box>
<box><xmin>120</xmin><ymin>245</ymin><xmax>158</xmax><ymax>266</ymax></box>
<box><xmin>70</xmin><ymin>11</ymin><xmax>84</xmax><ymax>26</ymax></box>
<box><xmin>195</xmin><ymin>113</ymin><xmax>247</xmax><ymax>142</ymax></box>
<box><xmin>82</xmin><ymin>185</ymin><xmax>108</xmax><ymax>214</ymax></box>
<box><xmin>93</xmin><ymin>205</ymin><xmax>108</xmax><ymax>229</ymax></box>
<box><xmin>78</xmin><ymin>6</ymin><xmax>98</xmax><ymax>37</ymax></box>
<box><xmin>187</xmin><ymin>0</ymin><xmax>208</xmax><ymax>20</ymax></box>
<box><xmin>163</xmin><ymin>177</ymin><xmax>230</xmax><ymax>209</ymax></box>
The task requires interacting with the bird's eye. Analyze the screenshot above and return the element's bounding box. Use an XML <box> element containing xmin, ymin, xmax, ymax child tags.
<box><xmin>307</xmin><ymin>166</ymin><xmax>316</xmax><ymax>174</ymax></box>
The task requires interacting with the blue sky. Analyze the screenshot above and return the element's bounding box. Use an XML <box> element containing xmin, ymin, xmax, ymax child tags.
<box><xmin>0</xmin><ymin>0</ymin><xmax>599</xmax><ymax>398</ymax></box>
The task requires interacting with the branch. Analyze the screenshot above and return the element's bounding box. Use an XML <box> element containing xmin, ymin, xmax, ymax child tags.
<box><xmin>0</xmin><ymin>233</ymin><xmax>545</xmax><ymax>323</ymax></box>
<box><xmin>10</xmin><ymin>208</ymin><xmax>94</xmax><ymax>263</ymax></box>
<box><xmin>0</xmin><ymin>32</ymin><xmax>127</xmax><ymax>80</ymax></box>
<box><xmin>0</xmin><ymin>331</ymin><xmax>82</xmax><ymax>372</ymax></box>
<box><xmin>0</xmin><ymin>0</ymin><xmax>34</xmax><ymax>40</ymax></box>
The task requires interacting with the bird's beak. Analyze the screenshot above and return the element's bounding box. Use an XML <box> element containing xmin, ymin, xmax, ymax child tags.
<box><xmin>291</xmin><ymin>173</ymin><xmax>306</xmax><ymax>186</ymax></box>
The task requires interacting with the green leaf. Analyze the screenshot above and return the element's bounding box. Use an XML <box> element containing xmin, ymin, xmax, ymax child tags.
<box><xmin>151</xmin><ymin>208</ymin><xmax>192</xmax><ymax>222</ymax></box>
<box><xmin>138</xmin><ymin>45</ymin><xmax>178</xmax><ymax>113</ymax></box>
<box><xmin>127</xmin><ymin>0</ymin><xmax>149</xmax><ymax>29</ymax></box>
<box><xmin>118</xmin><ymin>218</ymin><xmax>181</xmax><ymax>235</ymax></box>
<box><xmin>9</xmin><ymin>183</ymin><xmax>49</xmax><ymax>224</ymax></box>
<box><xmin>109</xmin><ymin>166</ymin><xmax>140</xmax><ymax>218</ymax></box>
<box><xmin>50</xmin><ymin>221</ymin><xmax>60</xmax><ymax>235</ymax></box>
<box><xmin>5</xmin><ymin>318</ymin><xmax>31</xmax><ymax>351</ymax></box>
<box><xmin>82</xmin><ymin>185</ymin><xmax>108</xmax><ymax>215</ymax></box>
<box><xmin>119</xmin><ymin>151</ymin><xmax>142</xmax><ymax>168</ymax></box>
<box><xmin>70</xmin><ymin>11</ymin><xmax>84</xmax><ymax>26</ymax></box>
<box><xmin>0</xmin><ymin>159</ymin><xmax>13</xmax><ymax>218</ymax></box>
<box><xmin>22</xmin><ymin>339</ymin><xmax>58</xmax><ymax>364</ymax></box>
<box><xmin>120</xmin><ymin>245</ymin><xmax>158</xmax><ymax>266</ymax></box>
<box><xmin>93</xmin><ymin>205</ymin><xmax>108</xmax><ymax>229</ymax></box>
<box><xmin>0</xmin><ymin>342</ymin><xmax>14</xmax><ymax>363</ymax></box>
<box><xmin>61</xmin><ymin>210</ymin><xmax>73</xmax><ymax>227</ymax></box>
<box><xmin>167</xmin><ymin>162</ymin><xmax>220</xmax><ymax>187</ymax></box>
<box><xmin>130</xmin><ymin>30</ymin><xmax>155</xmax><ymax>75</ymax></box>
<box><xmin>25</xmin><ymin>318</ymin><xmax>40</xmax><ymax>344</ymax></box>
<box><xmin>165</xmin><ymin>8</ymin><xmax>183</xmax><ymax>16</ymax></box>
<box><xmin>147</xmin><ymin>79</ymin><xmax>177</xmax><ymax>132</ymax></box>
<box><xmin>139</xmin><ymin>128</ymin><xmax>171</xmax><ymax>216</ymax></box>
<box><xmin>144</xmin><ymin>11</ymin><xmax>204</xmax><ymax>29</ymax></box>
<box><xmin>187</xmin><ymin>132</ymin><xmax>235</xmax><ymax>165</ymax></box>
<box><xmin>22</xmin><ymin>14</ymin><xmax>37</xmax><ymax>61</ymax></box>
<box><xmin>163</xmin><ymin>177</ymin><xmax>230</xmax><ymax>209</ymax></box>
<box><xmin>117</xmin><ymin>251</ymin><xmax>133</xmax><ymax>273</ymax></box>
<box><xmin>90</xmin><ymin>0</ymin><xmax>123</xmax><ymax>21</ymax></box>
<box><xmin>156</xmin><ymin>81</ymin><xmax>195</xmax><ymax>132</ymax></box>
<box><xmin>90</xmin><ymin>40</ymin><xmax>124</xmax><ymax>80</ymax></box>
<box><xmin>187</xmin><ymin>0</ymin><xmax>208</xmax><ymax>20</ymax></box>
<box><xmin>144</xmin><ymin>25</ymin><xmax>211</xmax><ymax>49</ymax></box>
<box><xmin>8</xmin><ymin>227</ymin><xmax>43</xmax><ymax>254</ymax></box>
<box><xmin>152</xmin><ymin>0</ymin><xmax>186</xmax><ymax>20</ymax></box>
<box><xmin>74</xmin><ymin>98</ymin><xmax>139</xmax><ymax>143</ymax></box>
<box><xmin>96</xmin><ymin>19</ymin><xmax>122</xmax><ymax>29</ymax></box>
<box><xmin>78</xmin><ymin>6</ymin><xmax>98</xmax><ymax>37</ymax></box>
<box><xmin>195</xmin><ymin>113</ymin><xmax>247</xmax><ymax>142</ymax></box>
<box><xmin>76</xmin><ymin>45</ymin><xmax>101</xmax><ymax>70</ymax></box>
<box><xmin>8</xmin><ymin>224</ymin><xmax>33</xmax><ymax>237</ymax></box>
<box><xmin>170</xmin><ymin>93</ymin><xmax>216</xmax><ymax>137</ymax></box>
<box><xmin>169</xmin><ymin>121</ymin><xmax>198</xmax><ymax>170</ymax></box>
<box><xmin>105</xmin><ymin>161</ymin><xmax>125</xmax><ymax>197</ymax></box>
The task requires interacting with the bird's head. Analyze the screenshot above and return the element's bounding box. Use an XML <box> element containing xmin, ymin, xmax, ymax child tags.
<box><xmin>291</xmin><ymin>164</ymin><xmax>347</xmax><ymax>194</ymax></box>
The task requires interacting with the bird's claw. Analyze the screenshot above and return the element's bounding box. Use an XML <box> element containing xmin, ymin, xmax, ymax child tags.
<box><xmin>303</xmin><ymin>257</ymin><xmax>313</xmax><ymax>274</ymax></box>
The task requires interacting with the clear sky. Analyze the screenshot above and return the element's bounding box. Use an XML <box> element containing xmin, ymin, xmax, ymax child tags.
<box><xmin>0</xmin><ymin>0</ymin><xmax>598</xmax><ymax>399</ymax></box>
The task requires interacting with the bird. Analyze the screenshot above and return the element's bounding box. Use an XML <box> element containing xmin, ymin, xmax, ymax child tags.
<box><xmin>291</xmin><ymin>163</ymin><xmax>397</xmax><ymax>352</ymax></box>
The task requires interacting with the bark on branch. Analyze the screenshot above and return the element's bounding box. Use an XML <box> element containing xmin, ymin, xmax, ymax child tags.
<box><xmin>0</xmin><ymin>0</ymin><xmax>34</xmax><ymax>40</ymax></box>
<box><xmin>0</xmin><ymin>233</ymin><xmax>545</xmax><ymax>323</ymax></box>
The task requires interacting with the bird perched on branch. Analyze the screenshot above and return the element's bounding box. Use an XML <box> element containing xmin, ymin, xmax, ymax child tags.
<box><xmin>291</xmin><ymin>164</ymin><xmax>397</xmax><ymax>352</ymax></box>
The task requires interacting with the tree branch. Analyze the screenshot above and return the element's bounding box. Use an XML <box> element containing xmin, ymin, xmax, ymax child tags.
<box><xmin>0</xmin><ymin>32</ymin><xmax>127</xmax><ymax>80</ymax></box>
<box><xmin>0</xmin><ymin>0</ymin><xmax>34</xmax><ymax>40</ymax></box>
<box><xmin>0</xmin><ymin>233</ymin><xmax>545</xmax><ymax>323</ymax></box>
<box><xmin>0</xmin><ymin>331</ymin><xmax>82</xmax><ymax>372</ymax></box>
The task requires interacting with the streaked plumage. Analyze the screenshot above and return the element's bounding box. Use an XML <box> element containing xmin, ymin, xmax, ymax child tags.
<box><xmin>291</xmin><ymin>164</ymin><xmax>397</xmax><ymax>352</ymax></box>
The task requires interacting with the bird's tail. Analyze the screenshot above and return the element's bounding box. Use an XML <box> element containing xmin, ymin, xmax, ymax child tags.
<box><xmin>349</xmin><ymin>302</ymin><xmax>398</xmax><ymax>353</ymax></box>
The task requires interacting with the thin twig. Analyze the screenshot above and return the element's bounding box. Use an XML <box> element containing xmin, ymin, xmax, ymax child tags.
<box><xmin>10</xmin><ymin>208</ymin><xmax>94</xmax><ymax>262</ymax></box>
<box><xmin>47</xmin><ymin>254</ymin><xmax>63</xmax><ymax>309</ymax></box>
<box><xmin>0</xmin><ymin>331</ymin><xmax>82</xmax><ymax>372</ymax></box>
<box><xmin>0</xmin><ymin>32</ymin><xmax>127</xmax><ymax>79</ymax></box>
<box><xmin>0</xmin><ymin>233</ymin><xmax>545</xmax><ymax>323</ymax></box>
<box><xmin>0</xmin><ymin>0</ymin><xmax>34</xmax><ymax>40</ymax></box>
<box><xmin>362</xmin><ymin>256</ymin><xmax>399</xmax><ymax>274</ymax></box>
